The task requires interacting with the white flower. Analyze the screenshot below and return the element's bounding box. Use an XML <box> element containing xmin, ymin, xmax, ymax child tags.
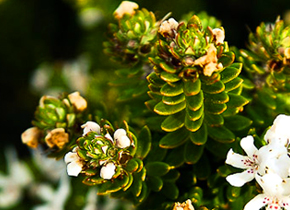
<box><xmin>159</xmin><ymin>18</ymin><xmax>179</xmax><ymax>37</ymax></box>
<box><xmin>114</xmin><ymin>128</ymin><xmax>131</xmax><ymax>148</ymax></box>
<box><xmin>32</xmin><ymin>171</ymin><xmax>70</xmax><ymax>210</ymax></box>
<box><xmin>212</xmin><ymin>28</ymin><xmax>225</xmax><ymax>45</ymax></box>
<box><xmin>113</xmin><ymin>1</ymin><xmax>139</xmax><ymax>19</ymax></box>
<box><xmin>64</xmin><ymin>149</ymin><xmax>84</xmax><ymax>177</ymax></box>
<box><xmin>225</xmin><ymin>136</ymin><xmax>259</xmax><ymax>187</ymax></box>
<box><xmin>100</xmin><ymin>162</ymin><xmax>116</xmax><ymax>180</ymax></box>
<box><xmin>0</xmin><ymin>148</ymin><xmax>33</xmax><ymax>208</ymax></box>
<box><xmin>264</xmin><ymin>114</ymin><xmax>290</xmax><ymax>146</ymax></box>
<box><xmin>257</xmin><ymin>142</ymin><xmax>290</xmax><ymax>178</ymax></box>
<box><xmin>244</xmin><ymin>173</ymin><xmax>290</xmax><ymax>210</ymax></box>
<box><xmin>81</xmin><ymin>121</ymin><xmax>101</xmax><ymax>136</ymax></box>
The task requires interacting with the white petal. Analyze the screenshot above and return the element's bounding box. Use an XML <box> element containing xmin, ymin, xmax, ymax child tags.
<box><xmin>240</xmin><ymin>135</ymin><xmax>258</xmax><ymax>158</ymax></box>
<box><xmin>264</xmin><ymin>114</ymin><xmax>290</xmax><ymax>145</ymax></box>
<box><xmin>244</xmin><ymin>194</ymin><xmax>266</xmax><ymax>210</ymax></box>
<box><xmin>226</xmin><ymin>170</ymin><xmax>255</xmax><ymax>187</ymax></box>
<box><xmin>100</xmin><ymin>162</ymin><xmax>116</xmax><ymax>180</ymax></box>
<box><xmin>64</xmin><ymin>152</ymin><xmax>78</xmax><ymax>164</ymax></box>
<box><xmin>114</xmin><ymin>129</ymin><xmax>127</xmax><ymax>139</ymax></box>
<box><xmin>67</xmin><ymin>162</ymin><xmax>82</xmax><ymax>177</ymax></box>
<box><xmin>225</xmin><ymin>149</ymin><xmax>249</xmax><ymax>169</ymax></box>
<box><xmin>105</xmin><ymin>133</ymin><xmax>114</xmax><ymax>143</ymax></box>
<box><xmin>81</xmin><ymin>121</ymin><xmax>100</xmax><ymax>136</ymax></box>
<box><xmin>116</xmin><ymin>135</ymin><xmax>131</xmax><ymax>148</ymax></box>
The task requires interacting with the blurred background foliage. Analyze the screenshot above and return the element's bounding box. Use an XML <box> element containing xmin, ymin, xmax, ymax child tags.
<box><xmin>1</xmin><ymin>0</ymin><xmax>290</xmax><ymax>170</ymax></box>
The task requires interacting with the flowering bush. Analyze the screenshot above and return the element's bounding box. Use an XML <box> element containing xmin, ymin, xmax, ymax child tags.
<box><xmin>14</xmin><ymin>1</ymin><xmax>290</xmax><ymax>210</ymax></box>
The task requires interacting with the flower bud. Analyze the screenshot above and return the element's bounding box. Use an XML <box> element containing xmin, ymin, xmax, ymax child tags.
<box><xmin>159</xmin><ymin>18</ymin><xmax>179</xmax><ymax>37</ymax></box>
<box><xmin>45</xmin><ymin>128</ymin><xmax>69</xmax><ymax>149</ymax></box>
<box><xmin>100</xmin><ymin>162</ymin><xmax>116</xmax><ymax>180</ymax></box>
<box><xmin>212</xmin><ymin>28</ymin><xmax>225</xmax><ymax>45</ymax></box>
<box><xmin>81</xmin><ymin>121</ymin><xmax>101</xmax><ymax>136</ymax></box>
<box><xmin>21</xmin><ymin>127</ymin><xmax>42</xmax><ymax>148</ymax></box>
<box><xmin>113</xmin><ymin>1</ymin><xmax>139</xmax><ymax>19</ymax></box>
<box><xmin>173</xmin><ymin>199</ymin><xmax>195</xmax><ymax>210</ymax></box>
<box><xmin>68</xmin><ymin>91</ymin><xmax>87</xmax><ymax>112</ymax></box>
<box><xmin>114</xmin><ymin>129</ymin><xmax>131</xmax><ymax>148</ymax></box>
<box><xmin>64</xmin><ymin>150</ymin><xmax>84</xmax><ymax>177</ymax></box>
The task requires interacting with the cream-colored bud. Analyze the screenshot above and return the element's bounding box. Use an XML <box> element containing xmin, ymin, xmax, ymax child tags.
<box><xmin>64</xmin><ymin>150</ymin><xmax>84</xmax><ymax>177</ymax></box>
<box><xmin>45</xmin><ymin>128</ymin><xmax>69</xmax><ymax>149</ymax></box>
<box><xmin>81</xmin><ymin>121</ymin><xmax>101</xmax><ymax>136</ymax></box>
<box><xmin>173</xmin><ymin>199</ymin><xmax>195</xmax><ymax>210</ymax></box>
<box><xmin>113</xmin><ymin>1</ymin><xmax>139</xmax><ymax>19</ymax></box>
<box><xmin>100</xmin><ymin>162</ymin><xmax>116</xmax><ymax>180</ymax></box>
<box><xmin>21</xmin><ymin>127</ymin><xmax>42</xmax><ymax>148</ymax></box>
<box><xmin>212</xmin><ymin>28</ymin><xmax>225</xmax><ymax>45</ymax></box>
<box><xmin>159</xmin><ymin>18</ymin><xmax>179</xmax><ymax>37</ymax></box>
<box><xmin>114</xmin><ymin>128</ymin><xmax>131</xmax><ymax>148</ymax></box>
<box><xmin>68</xmin><ymin>91</ymin><xmax>87</xmax><ymax>112</ymax></box>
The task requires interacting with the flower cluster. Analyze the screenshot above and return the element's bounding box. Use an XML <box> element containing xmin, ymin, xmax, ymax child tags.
<box><xmin>226</xmin><ymin>114</ymin><xmax>290</xmax><ymax>210</ymax></box>
<box><xmin>64</xmin><ymin>121</ymin><xmax>134</xmax><ymax>181</ymax></box>
<box><xmin>21</xmin><ymin>91</ymin><xmax>87</xmax><ymax>154</ymax></box>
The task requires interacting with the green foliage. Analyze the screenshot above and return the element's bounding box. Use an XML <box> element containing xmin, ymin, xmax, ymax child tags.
<box><xmin>20</xmin><ymin>2</ymin><xmax>290</xmax><ymax>210</ymax></box>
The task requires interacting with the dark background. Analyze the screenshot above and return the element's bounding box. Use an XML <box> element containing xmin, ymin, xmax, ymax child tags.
<box><xmin>1</xmin><ymin>0</ymin><xmax>290</xmax><ymax>158</ymax></box>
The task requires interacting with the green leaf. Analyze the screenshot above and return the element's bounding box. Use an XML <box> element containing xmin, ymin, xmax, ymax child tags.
<box><xmin>145</xmin><ymin>99</ymin><xmax>158</xmax><ymax>112</ymax></box>
<box><xmin>202</xmin><ymin>80</ymin><xmax>225</xmax><ymax>94</ymax></box>
<box><xmin>183</xmin><ymin>79</ymin><xmax>201</xmax><ymax>96</ymax></box>
<box><xmin>204</xmin><ymin>91</ymin><xmax>229</xmax><ymax>104</ymax></box>
<box><xmin>184</xmin><ymin>141</ymin><xmax>204</xmax><ymax>164</ymax></box>
<box><xmin>218</xmin><ymin>51</ymin><xmax>235</xmax><ymax>67</ymax></box>
<box><xmin>194</xmin><ymin>154</ymin><xmax>210</xmax><ymax>179</ymax></box>
<box><xmin>165</xmin><ymin>145</ymin><xmax>185</xmax><ymax>168</ymax></box>
<box><xmin>227</xmin><ymin>93</ymin><xmax>249</xmax><ymax>109</ymax></box>
<box><xmin>160</xmin><ymin>82</ymin><xmax>184</xmax><ymax>97</ymax></box>
<box><xmin>185</xmin><ymin>114</ymin><xmax>204</xmax><ymax>132</ymax></box>
<box><xmin>220</xmin><ymin>63</ymin><xmax>242</xmax><ymax>83</ymax></box>
<box><xmin>161</xmin><ymin>182</ymin><xmax>179</xmax><ymax>200</ymax></box>
<box><xmin>136</xmin><ymin>182</ymin><xmax>148</xmax><ymax>203</ymax></box>
<box><xmin>224</xmin><ymin>115</ymin><xmax>253</xmax><ymax>131</ymax></box>
<box><xmin>147</xmin><ymin>91</ymin><xmax>162</xmax><ymax>101</ymax></box>
<box><xmin>162</xmin><ymin>93</ymin><xmax>185</xmax><ymax>105</ymax></box>
<box><xmin>186</xmin><ymin>104</ymin><xmax>204</xmax><ymax>121</ymax></box>
<box><xmin>154</xmin><ymin>100</ymin><xmax>186</xmax><ymax>115</ymax></box>
<box><xmin>125</xmin><ymin>158</ymin><xmax>139</xmax><ymax>173</ymax></box>
<box><xmin>136</xmin><ymin>126</ymin><xmax>152</xmax><ymax>159</ymax></box>
<box><xmin>147</xmin><ymin>176</ymin><xmax>163</xmax><ymax>192</ymax></box>
<box><xmin>132</xmin><ymin>168</ymin><xmax>146</xmax><ymax>197</ymax></box>
<box><xmin>160</xmin><ymin>71</ymin><xmax>181</xmax><ymax>83</ymax></box>
<box><xmin>162</xmin><ymin>170</ymin><xmax>180</xmax><ymax>182</ymax></box>
<box><xmin>123</xmin><ymin>173</ymin><xmax>134</xmax><ymax>191</ymax></box>
<box><xmin>147</xmin><ymin>138</ymin><xmax>168</xmax><ymax>160</ymax></box>
<box><xmin>204</xmin><ymin>100</ymin><xmax>227</xmax><ymax>114</ymax></box>
<box><xmin>186</xmin><ymin>91</ymin><xmax>204</xmax><ymax>111</ymax></box>
<box><xmin>161</xmin><ymin>111</ymin><xmax>185</xmax><ymax>132</ymax></box>
<box><xmin>224</xmin><ymin>77</ymin><xmax>243</xmax><ymax>92</ymax></box>
<box><xmin>97</xmin><ymin>176</ymin><xmax>130</xmax><ymax>195</ymax></box>
<box><xmin>160</xmin><ymin>61</ymin><xmax>178</xmax><ymax>73</ymax></box>
<box><xmin>146</xmin><ymin>162</ymin><xmax>171</xmax><ymax>177</ymax></box>
<box><xmin>257</xmin><ymin>89</ymin><xmax>277</xmax><ymax>110</ymax></box>
<box><xmin>159</xmin><ymin>127</ymin><xmax>189</xmax><ymax>149</ymax></box>
<box><xmin>204</xmin><ymin>113</ymin><xmax>224</xmax><ymax>127</ymax></box>
<box><xmin>207</xmin><ymin>125</ymin><xmax>235</xmax><ymax>143</ymax></box>
<box><xmin>146</xmin><ymin>116</ymin><xmax>166</xmax><ymax>132</ymax></box>
<box><xmin>190</xmin><ymin>123</ymin><xmax>208</xmax><ymax>145</ymax></box>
